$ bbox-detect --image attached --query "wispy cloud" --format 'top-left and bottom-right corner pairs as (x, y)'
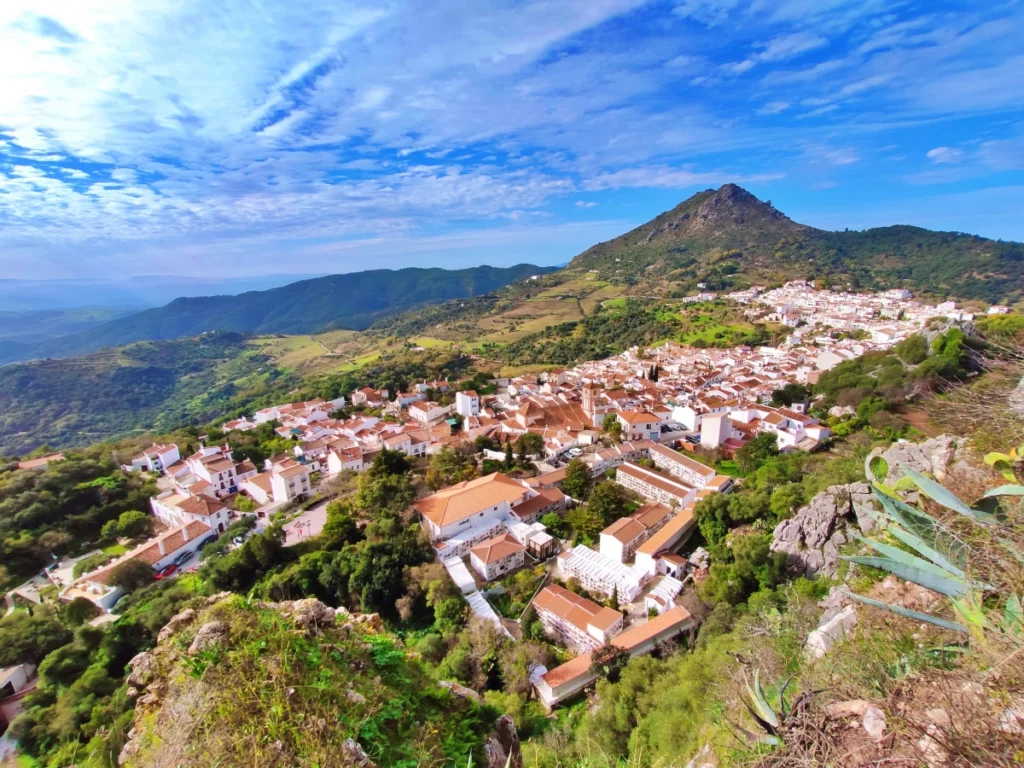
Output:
(0, 0), (1022, 276)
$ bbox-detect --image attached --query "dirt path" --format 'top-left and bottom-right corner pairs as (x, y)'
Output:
(895, 405), (941, 437)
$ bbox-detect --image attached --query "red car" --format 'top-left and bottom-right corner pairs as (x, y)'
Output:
(154, 564), (178, 580)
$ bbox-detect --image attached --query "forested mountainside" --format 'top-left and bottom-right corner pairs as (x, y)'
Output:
(1, 264), (555, 365)
(565, 183), (1024, 301)
(0, 332), (298, 457)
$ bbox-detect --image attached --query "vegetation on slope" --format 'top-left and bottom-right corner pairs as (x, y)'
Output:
(565, 184), (1024, 302)
(499, 299), (774, 366)
(118, 598), (495, 768)
(16, 264), (555, 364)
(0, 451), (157, 588)
(0, 331), (300, 457)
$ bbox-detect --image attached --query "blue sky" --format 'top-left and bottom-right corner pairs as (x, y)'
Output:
(0, 0), (1022, 279)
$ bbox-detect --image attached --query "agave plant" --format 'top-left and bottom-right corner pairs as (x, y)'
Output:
(844, 462), (1023, 646)
(728, 669), (812, 747)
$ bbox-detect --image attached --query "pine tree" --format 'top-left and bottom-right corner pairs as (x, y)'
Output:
(503, 441), (514, 470)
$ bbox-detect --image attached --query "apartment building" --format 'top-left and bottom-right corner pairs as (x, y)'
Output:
(633, 504), (698, 577)
(615, 461), (697, 509)
(151, 492), (231, 535)
(409, 400), (451, 425)
(270, 462), (312, 503)
(599, 502), (674, 563)
(62, 520), (213, 611)
(469, 532), (525, 581)
(647, 443), (716, 488)
(533, 584), (624, 653)
(533, 607), (695, 708)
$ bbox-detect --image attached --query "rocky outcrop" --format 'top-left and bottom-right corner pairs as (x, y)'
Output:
(157, 608), (196, 644)
(117, 596), (507, 767)
(275, 598), (339, 635)
(439, 679), (484, 704)
(771, 483), (874, 577)
(484, 714), (522, 768)
(342, 738), (376, 768)
(187, 621), (229, 654)
(865, 435), (968, 486)
(805, 604), (857, 659)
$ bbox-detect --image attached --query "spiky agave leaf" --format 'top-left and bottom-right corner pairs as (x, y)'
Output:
(900, 466), (995, 524)
(882, 527), (967, 579)
(982, 484), (1024, 498)
(745, 669), (780, 731)
(950, 591), (992, 643)
(840, 590), (968, 634)
(985, 451), (1022, 483)
(880, 490), (970, 568)
(855, 534), (963, 579)
(841, 555), (971, 598)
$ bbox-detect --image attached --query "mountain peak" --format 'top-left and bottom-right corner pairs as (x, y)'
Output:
(664, 182), (797, 237)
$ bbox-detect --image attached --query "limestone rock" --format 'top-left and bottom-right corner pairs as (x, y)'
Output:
(925, 708), (951, 729)
(865, 435), (966, 486)
(917, 724), (948, 767)
(805, 604), (857, 659)
(688, 547), (710, 570)
(1010, 376), (1024, 416)
(861, 705), (886, 739)
(157, 607), (197, 644)
(125, 652), (155, 690)
(484, 714), (522, 768)
(772, 484), (865, 577)
(277, 599), (336, 635)
(829, 405), (856, 418)
(439, 679), (484, 704)
(342, 738), (376, 768)
(188, 621), (230, 654)
(351, 612), (383, 632)
(998, 697), (1024, 734)
(346, 689), (366, 705)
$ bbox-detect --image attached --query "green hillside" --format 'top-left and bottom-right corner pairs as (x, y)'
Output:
(7, 264), (554, 364)
(0, 332), (300, 456)
(566, 184), (1024, 301)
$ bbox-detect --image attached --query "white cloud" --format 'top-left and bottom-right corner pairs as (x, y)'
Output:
(758, 100), (789, 115)
(583, 165), (783, 191)
(725, 30), (828, 75)
(575, 200), (598, 208)
(926, 146), (963, 164)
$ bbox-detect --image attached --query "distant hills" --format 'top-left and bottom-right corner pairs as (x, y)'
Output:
(1, 264), (555, 365)
(568, 183), (1024, 302)
(0, 273), (325, 312)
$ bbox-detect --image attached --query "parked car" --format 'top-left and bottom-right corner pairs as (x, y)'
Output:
(175, 550), (195, 566)
(232, 536), (245, 547)
(154, 564), (178, 580)
(196, 535), (217, 550)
